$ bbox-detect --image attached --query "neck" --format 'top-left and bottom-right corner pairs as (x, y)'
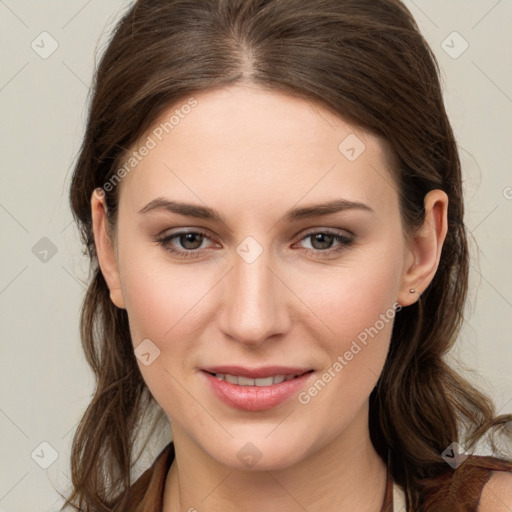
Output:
(163, 402), (388, 512)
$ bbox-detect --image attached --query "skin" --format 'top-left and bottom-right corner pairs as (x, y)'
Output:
(91, 84), (449, 511)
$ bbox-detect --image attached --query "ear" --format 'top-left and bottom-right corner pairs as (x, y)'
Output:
(397, 189), (449, 307)
(90, 189), (126, 309)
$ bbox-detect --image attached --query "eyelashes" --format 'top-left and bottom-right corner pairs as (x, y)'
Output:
(155, 229), (354, 260)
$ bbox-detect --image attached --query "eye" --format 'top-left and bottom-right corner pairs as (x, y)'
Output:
(155, 229), (354, 259)
(155, 230), (216, 259)
(295, 230), (354, 257)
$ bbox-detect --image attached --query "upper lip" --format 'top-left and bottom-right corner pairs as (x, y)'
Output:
(201, 366), (313, 379)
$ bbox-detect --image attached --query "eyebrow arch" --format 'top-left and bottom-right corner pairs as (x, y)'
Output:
(138, 197), (375, 224)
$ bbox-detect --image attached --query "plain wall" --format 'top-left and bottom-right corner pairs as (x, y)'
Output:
(0, 1), (511, 510)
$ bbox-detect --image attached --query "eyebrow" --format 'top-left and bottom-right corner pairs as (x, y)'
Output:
(138, 197), (375, 224)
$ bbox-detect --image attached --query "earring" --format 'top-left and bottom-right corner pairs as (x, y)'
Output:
(409, 288), (416, 294)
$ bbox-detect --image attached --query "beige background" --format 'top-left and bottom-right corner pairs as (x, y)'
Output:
(0, 1), (511, 510)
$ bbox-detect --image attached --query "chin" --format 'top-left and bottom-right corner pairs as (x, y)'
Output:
(203, 433), (311, 472)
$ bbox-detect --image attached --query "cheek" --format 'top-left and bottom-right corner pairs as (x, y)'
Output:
(118, 243), (211, 345)
(296, 246), (402, 390)
(119, 252), (212, 413)
(297, 254), (401, 342)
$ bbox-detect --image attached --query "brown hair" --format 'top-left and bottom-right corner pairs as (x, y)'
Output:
(62, 0), (512, 510)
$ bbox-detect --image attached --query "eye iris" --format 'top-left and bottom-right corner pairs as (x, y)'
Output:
(311, 233), (334, 250)
(181, 233), (203, 250)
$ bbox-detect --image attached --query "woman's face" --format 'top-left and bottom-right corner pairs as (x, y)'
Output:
(93, 84), (438, 471)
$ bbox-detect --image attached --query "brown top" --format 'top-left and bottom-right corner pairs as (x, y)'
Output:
(126, 442), (512, 511)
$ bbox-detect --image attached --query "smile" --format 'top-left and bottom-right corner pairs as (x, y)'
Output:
(201, 369), (315, 411)
(206, 372), (305, 386)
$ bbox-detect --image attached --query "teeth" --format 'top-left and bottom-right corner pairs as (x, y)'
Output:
(225, 374), (238, 384)
(238, 376), (256, 386)
(213, 373), (300, 386)
(255, 376), (275, 386)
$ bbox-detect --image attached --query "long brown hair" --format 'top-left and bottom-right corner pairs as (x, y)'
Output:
(62, 0), (512, 509)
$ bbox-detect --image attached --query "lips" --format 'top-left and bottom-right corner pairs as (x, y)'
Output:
(201, 366), (315, 411)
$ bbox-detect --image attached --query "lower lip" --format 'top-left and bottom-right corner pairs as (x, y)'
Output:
(202, 370), (314, 412)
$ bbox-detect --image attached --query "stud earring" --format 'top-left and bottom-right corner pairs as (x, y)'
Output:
(409, 288), (416, 294)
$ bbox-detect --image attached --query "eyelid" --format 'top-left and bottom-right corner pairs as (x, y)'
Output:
(156, 225), (353, 241)
(294, 225), (355, 239)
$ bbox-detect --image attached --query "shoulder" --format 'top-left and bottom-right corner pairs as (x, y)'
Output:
(478, 470), (512, 512)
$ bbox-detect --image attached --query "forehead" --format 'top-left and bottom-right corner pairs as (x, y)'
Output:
(119, 84), (399, 219)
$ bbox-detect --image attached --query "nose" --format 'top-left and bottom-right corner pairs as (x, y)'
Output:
(217, 244), (292, 347)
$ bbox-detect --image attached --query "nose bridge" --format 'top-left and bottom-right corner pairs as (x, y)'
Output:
(218, 237), (289, 345)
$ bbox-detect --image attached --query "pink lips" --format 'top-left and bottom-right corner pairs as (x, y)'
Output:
(201, 366), (314, 412)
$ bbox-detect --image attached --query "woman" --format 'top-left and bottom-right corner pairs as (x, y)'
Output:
(61, 0), (512, 510)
